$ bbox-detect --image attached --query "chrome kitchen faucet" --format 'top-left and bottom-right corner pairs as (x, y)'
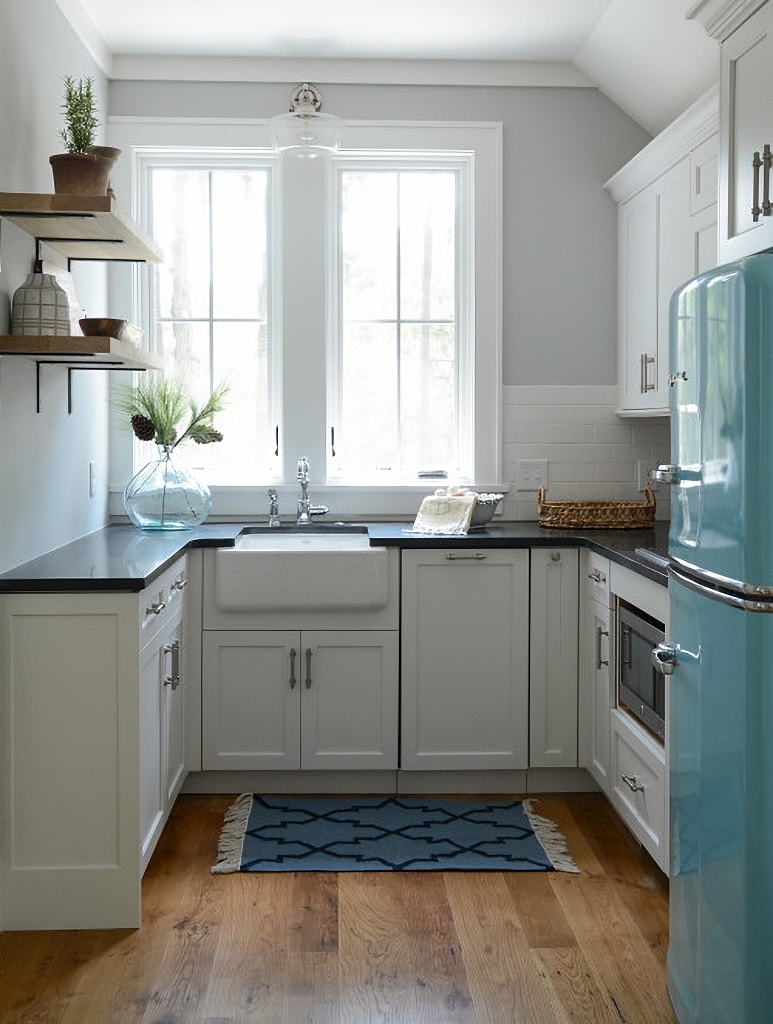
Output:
(296, 456), (329, 525)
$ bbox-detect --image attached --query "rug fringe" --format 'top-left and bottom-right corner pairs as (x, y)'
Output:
(523, 799), (580, 873)
(211, 792), (252, 874)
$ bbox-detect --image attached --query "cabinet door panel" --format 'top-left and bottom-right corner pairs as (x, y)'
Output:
(139, 639), (163, 867)
(300, 630), (398, 769)
(620, 188), (658, 410)
(202, 630), (300, 770)
(720, 4), (773, 260)
(579, 552), (611, 789)
(529, 548), (579, 768)
(401, 549), (529, 770)
(162, 616), (186, 805)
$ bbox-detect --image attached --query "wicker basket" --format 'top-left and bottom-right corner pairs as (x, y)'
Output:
(537, 486), (656, 530)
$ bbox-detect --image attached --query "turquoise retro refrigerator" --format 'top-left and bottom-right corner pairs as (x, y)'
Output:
(658, 254), (773, 1022)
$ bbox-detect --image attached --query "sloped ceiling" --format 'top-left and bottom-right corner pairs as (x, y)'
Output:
(55, 0), (719, 134)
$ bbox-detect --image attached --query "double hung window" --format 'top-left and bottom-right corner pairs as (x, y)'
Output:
(108, 118), (501, 514)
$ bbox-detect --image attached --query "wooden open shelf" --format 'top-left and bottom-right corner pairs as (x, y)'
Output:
(0, 192), (162, 263)
(0, 335), (164, 370)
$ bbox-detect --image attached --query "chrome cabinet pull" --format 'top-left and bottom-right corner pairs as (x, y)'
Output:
(146, 600), (166, 617)
(640, 353), (656, 393)
(595, 625), (609, 670)
(763, 144), (772, 217)
(445, 552), (487, 561)
(171, 577), (188, 592)
(162, 639), (181, 689)
(587, 569), (606, 583)
(289, 647), (297, 689)
(621, 772), (644, 793)
(753, 149), (762, 221)
(305, 647), (312, 689)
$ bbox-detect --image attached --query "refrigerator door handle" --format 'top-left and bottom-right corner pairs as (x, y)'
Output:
(652, 641), (678, 675)
(653, 463), (679, 484)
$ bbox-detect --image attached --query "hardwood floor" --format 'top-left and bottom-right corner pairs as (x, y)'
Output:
(0, 792), (675, 1023)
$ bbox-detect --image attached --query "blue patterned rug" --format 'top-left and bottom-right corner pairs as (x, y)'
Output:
(212, 794), (579, 873)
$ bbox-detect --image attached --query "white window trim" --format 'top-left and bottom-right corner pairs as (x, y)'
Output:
(106, 116), (503, 520)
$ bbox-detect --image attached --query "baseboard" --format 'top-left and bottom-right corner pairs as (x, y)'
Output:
(182, 767), (597, 795)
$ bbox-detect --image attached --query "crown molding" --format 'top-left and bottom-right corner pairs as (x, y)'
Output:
(605, 85), (719, 202)
(688, 0), (766, 41)
(109, 54), (595, 89)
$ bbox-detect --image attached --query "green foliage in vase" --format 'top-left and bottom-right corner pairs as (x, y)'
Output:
(117, 377), (229, 449)
(59, 75), (99, 155)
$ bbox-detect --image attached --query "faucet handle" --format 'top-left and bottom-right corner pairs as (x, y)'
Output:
(267, 488), (280, 526)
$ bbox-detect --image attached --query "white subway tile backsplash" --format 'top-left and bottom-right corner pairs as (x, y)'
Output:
(500, 384), (670, 521)
(549, 462), (598, 483)
(595, 462), (638, 483)
(594, 423), (636, 444)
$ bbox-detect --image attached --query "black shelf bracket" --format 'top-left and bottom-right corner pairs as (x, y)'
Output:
(35, 360), (146, 414)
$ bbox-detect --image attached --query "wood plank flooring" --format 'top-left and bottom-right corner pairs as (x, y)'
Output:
(0, 792), (675, 1023)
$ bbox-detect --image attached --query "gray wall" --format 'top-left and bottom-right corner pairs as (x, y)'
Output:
(110, 80), (651, 385)
(0, 0), (111, 572)
(0, 0), (651, 573)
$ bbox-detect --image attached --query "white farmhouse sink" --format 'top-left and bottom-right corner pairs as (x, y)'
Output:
(214, 529), (391, 611)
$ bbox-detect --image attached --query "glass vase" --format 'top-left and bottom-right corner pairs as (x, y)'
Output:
(123, 445), (212, 530)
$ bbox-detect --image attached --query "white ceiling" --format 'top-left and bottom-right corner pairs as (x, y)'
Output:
(55, 0), (719, 134)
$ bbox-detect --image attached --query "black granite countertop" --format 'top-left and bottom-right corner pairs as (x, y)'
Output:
(0, 519), (671, 593)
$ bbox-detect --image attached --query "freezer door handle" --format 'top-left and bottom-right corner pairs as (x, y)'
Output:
(653, 463), (679, 485)
(652, 641), (678, 675)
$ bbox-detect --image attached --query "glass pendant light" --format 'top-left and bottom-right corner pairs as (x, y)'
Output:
(269, 83), (342, 158)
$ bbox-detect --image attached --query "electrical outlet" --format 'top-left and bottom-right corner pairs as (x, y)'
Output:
(515, 459), (548, 491)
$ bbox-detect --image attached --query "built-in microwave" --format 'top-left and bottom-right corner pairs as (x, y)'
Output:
(616, 598), (666, 742)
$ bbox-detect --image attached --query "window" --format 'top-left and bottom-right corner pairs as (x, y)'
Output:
(330, 161), (468, 483)
(150, 161), (276, 484)
(107, 118), (501, 517)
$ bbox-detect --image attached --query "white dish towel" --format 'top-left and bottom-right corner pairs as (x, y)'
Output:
(412, 489), (478, 535)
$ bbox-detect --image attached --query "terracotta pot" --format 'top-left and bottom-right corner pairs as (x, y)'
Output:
(91, 146), (121, 197)
(91, 146), (121, 167)
(49, 152), (114, 196)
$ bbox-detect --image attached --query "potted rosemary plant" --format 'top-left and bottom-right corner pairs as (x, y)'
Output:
(117, 378), (229, 530)
(50, 75), (119, 195)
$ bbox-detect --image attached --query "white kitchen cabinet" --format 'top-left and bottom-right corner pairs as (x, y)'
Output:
(606, 89), (719, 415)
(610, 708), (668, 872)
(607, 560), (670, 873)
(618, 159), (694, 414)
(139, 560), (188, 873)
(400, 548), (529, 771)
(578, 550), (612, 790)
(0, 554), (189, 930)
(529, 548), (579, 768)
(718, 3), (773, 261)
(202, 629), (398, 771)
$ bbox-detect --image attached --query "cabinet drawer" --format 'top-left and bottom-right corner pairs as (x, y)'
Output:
(610, 709), (667, 870)
(139, 556), (188, 648)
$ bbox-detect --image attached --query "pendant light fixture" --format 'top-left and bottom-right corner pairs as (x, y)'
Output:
(269, 82), (343, 158)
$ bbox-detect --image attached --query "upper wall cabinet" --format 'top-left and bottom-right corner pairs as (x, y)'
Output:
(606, 89), (719, 416)
(691, 1), (773, 262)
